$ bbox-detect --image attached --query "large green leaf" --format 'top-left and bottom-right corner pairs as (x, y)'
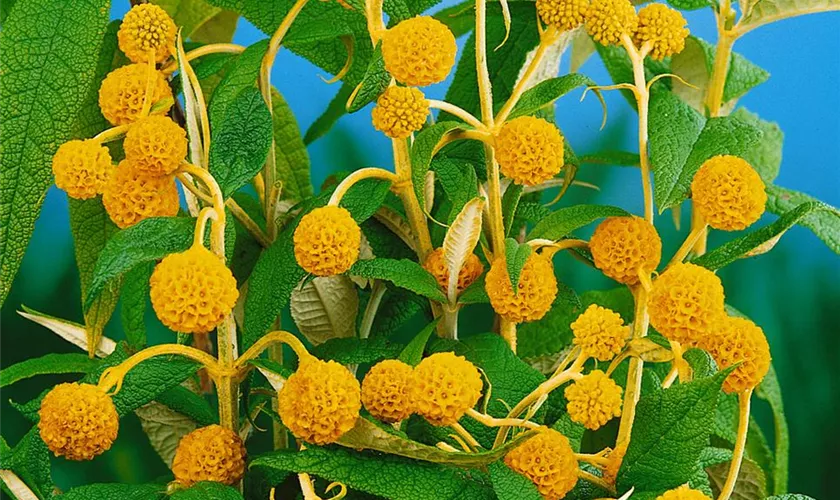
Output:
(120, 262), (153, 350)
(271, 88), (312, 201)
(765, 184), (840, 254)
(411, 121), (467, 208)
(346, 44), (390, 113)
(311, 336), (402, 365)
(348, 259), (447, 303)
(488, 461), (543, 500)
(0, 428), (53, 500)
(0, 353), (99, 388)
(398, 320), (438, 366)
(304, 83), (354, 145)
(507, 74), (598, 120)
(432, 157), (479, 223)
(170, 482), (243, 499)
(755, 364), (789, 495)
(737, 0), (840, 34)
(207, 39), (268, 128)
(731, 108), (783, 183)
(155, 0), (238, 42)
(527, 205), (629, 241)
(57, 483), (165, 499)
(155, 385), (218, 426)
(518, 282), (582, 359)
(0, 0), (110, 305)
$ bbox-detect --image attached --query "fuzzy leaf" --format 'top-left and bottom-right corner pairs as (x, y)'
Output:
(707, 458), (767, 500)
(120, 262), (153, 350)
(311, 336), (402, 365)
(765, 184), (840, 254)
(398, 320), (438, 366)
(207, 39), (268, 128)
(135, 401), (199, 467)
(667, 0), (711, 10)
(731, 108), (783, 183)
(0, 428), (53, 499)
(504, 238), (531, 289)
(507, 74), (597, 119)
(170, 482), (243, 500)
(738, 0), (840, 34)
(411, 122), (466, 208)
(57, 483), (165, 500)
(347, 44), (390, 113)
(18, 306), (117, 357)
(304, 84), (353, 145)
(443, 198), (484, 301)
(349, 259), (447, 303)
(527, 204), (629, 240)
(488, 462), (543, 500)
(290, 275), (359, 345)
(432, 157), (479, 222)
(518, 281), (582, 359)
(0, 353), (99, 388)
(755, 364), (789, 494)
(271, 88), (312, 201)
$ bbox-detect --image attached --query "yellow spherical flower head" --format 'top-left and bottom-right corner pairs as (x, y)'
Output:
(634, 4), (689, 60)
(124, 115), (188, 176)
(590, 216), (662, 285)
(423, 248), (485, 294)
(172, 425), (246, 486)
(293, 206), (361, 276)
(411, 352), (483, 426)
(381, 16), (457, 87)
(99, 63), (173, 126)
(504, 429), (578, 500)
(586, 0), (639, 46)
(52, 140), (113, 200)
(118, 4), (177, 64)
(486, 253), (558, 323)
(564, 370), (623, 430)
(699, 316), (771, 394)
(150, 245), (239, 334)
(361, 359), (414, 423)
(657, 484), (712, 500)
(102, 160), (179, 229)
(494, 116), (565, 186)
(691, 155), (767, 231)
(278, 357), (361, 445)
(371, 86), (430, 139)
(38, 383), (118, 461)
(571, 304), (629, 361)
(649, 263), (725, 345)
(537, 0), (590, 32)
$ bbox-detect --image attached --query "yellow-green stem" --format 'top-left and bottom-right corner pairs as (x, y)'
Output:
(615, 284), (650, 446)
(623, 35), (654, 224)
(667, 222), (708, 269)
(268, 343), (288, 449)
(328, 167), (399, 206)
(161, 43), (245, 74)
(393, 138), (434, 259)
(718, 390), (752, 500)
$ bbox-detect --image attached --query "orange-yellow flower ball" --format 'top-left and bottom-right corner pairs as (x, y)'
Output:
(485, 253), (558, 323)
(371, 86), (429, 139)
(590, 216), (661, 285)
(102, 160), (179, 229)
(278, 357), (361, 445)
(150, 245), (239, 334)
(648, 263), (725, 346)
(691, 155), (767, 231)
(381, 16), (457, 87)
(38, 383), (118, 461)
(423, 248), (484, 294)
(634, 3), (689, 60)
(293, 206), (361, 276)
(98, 63), (173, 126)
(505, 429), (578, 500)
(361, 359), (414, 423)
(52, 140), (113, 200)
(118, 4), (177, 64)
(411, 352), (483, 426)
(657, 485), (712, 500)
(494, 116), (565, 186)
(699, 316), (771, 394)
(571, 304), (628, 361)
(564, 370), (623, 430)
(586, 0), (639, 46)
(123, 115), (187, 176)
(171, 425), (246, 487)
(537, 0), (590, 32)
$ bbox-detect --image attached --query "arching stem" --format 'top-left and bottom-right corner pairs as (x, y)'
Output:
(97, 344), (224, 394)
(328, 167), (399, 206)
(718, 390), (752, 500)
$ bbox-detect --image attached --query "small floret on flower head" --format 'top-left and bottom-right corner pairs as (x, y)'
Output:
(118, 4), (177, 64)
(571, 304), (628, 361)
(411, 352), (483, 426)
(494, 116), (565, 186)
(590, 216), (661, 285)
(98, 63), (173, 126)
(52, 139), (113, 200)
(698, 316), (771, 394)
(586, 0), (639, 46)
(124, 115), (188, 176)
(536, 0), (590, 32)
(657, 484), (712, 500)
(361, 359), (414, 423)
(691, 155), (767, 231)
(485, 253), (558, 323)
(564, 370), (623, 430)
(423, 248), (484, 294)
(381, 16), (457, 87)
(634, 3), (689, 60)
(172, 425), (246, 487)
(371, 86), (429, 139)
(648, 262), (725, 346)
(278, 357), (361, 445)
(504, 429), (579, 500)
(293, 206), (361, 276)
(102, 160), (180, 229)
(38, 383), (118, 461)
(150, 245), (239, 334)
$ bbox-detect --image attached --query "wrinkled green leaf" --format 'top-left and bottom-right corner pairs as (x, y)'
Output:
(518, 282), (582, 359)
(0, 428), (53, 500)
(731, 108), (783, 183)
(411, 122), (466, 208)
(120, 262), (153, 350)
(765, 184), (840, 254)
(755, 364), (789, 494)
(527, 204), (629, 241)
(311, 336), (402, 365)
(170, 481), (243, 499)
(503, 238), (531, 289)
(707, 458), (767, 500)
(507, 74), (597, 119)
(432, 157), (479, 223)
(347, 44), (390, 113)
(272, 88), (313, 201)
(208, 39), (268, 128)
(349, 259), (447, 303)
(304, 83), (354, 145)
(398, 320), (438, 366)
(488, 461), (543, 500)
(0, 353), (99, 388)
(57, 483), (165, 500)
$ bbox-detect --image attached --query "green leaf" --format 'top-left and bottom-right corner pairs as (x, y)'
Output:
(120, 262), (153, 350)
(518, 282), (582, 359)
(488, 461), (543, 500)
(503, 238), (531, 289)
(502, 184), (524, 237)
(527, 205), (629, 241)
(398, 320), (438, 366)
(580, 287), (635, 323)
(347, 44), (390, 113)
(765, 184), (840, 254)
(208, 39), (268, 128)
(755, 364), (789, 495)
(458, 275), (490, 305)
(155, 0), (236, 42)
(154, 385), (218, 426)
(57, 483), (165, 500)
(731, 108), (783, 183)
(683, 347), (717, 380)
(0, 0), (111, 305)
(170, 482), (243, 500)
(251, 445), (496, 500)
(0, 428), (53, 499)
(348, 259), (447, 303)
(667, 0), (710, 10)
(271, 88), (313, 201)
(580, 150), (641, 167)
(384, 0), (445, 22)
(765, 496), (817, 500)
(209, 86), (273, 197)
(507, 74), (598, 119)
(411, 121), (466, 209)
(311, 336), (402, 365)
(738, 0), (840, 34)
(432, 157), (479, 223)
(707, 458), (768, 499)
(71, 20), (120, 139)
(552, 413), (585, 452)
(0, 353), (99, 388)
(304, 83), (354, 145)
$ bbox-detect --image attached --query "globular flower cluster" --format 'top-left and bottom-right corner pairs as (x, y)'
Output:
(38, 383), (119, 461)
(102, 160), (180, 229)
(123, 115), (188, 176)
(657, 485), (712, 500)
(172, 425), (246, 486)
(691, 155), (767, 231)
(537, 0), (590, 32)
(649, 263), (725, 346)
(505, 429), (579, 500)
(371, 86), (430, 139)
(411, 352), (483, 426)
(590, 216), (661, 285)
(294, 206), (362, 276)
(361, 359), (415, 423)
(486, 253), (558, 323)
(381, 16), (457, 87)
(571, 304), (628, 361)
(278, 357), (361, 445)
(564, 370), (623, 430)
(423, 248), (484, 294)
(149, 245), (239, 334)
(586, 0), (638, 46)
(99, 64), (173, 126)
(51, 140), (113, 200)
(634, 3), (690, 60)
(699, 316), (771, 393)
(117, 3), (177, 64)
(494, 116), (565, 186)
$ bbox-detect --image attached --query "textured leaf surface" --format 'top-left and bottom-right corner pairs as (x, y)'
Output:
(18, 306), (116, 357)
(755, 364), (789, 494)
(488, 461), (543, 500)
(290, 275), (359, 345)
(528, 204), (629, 240)
(0, 428), (53, 500)
(738, 0), (840, 33)
(707, 458), (767, 500)
(507, 74), (597, 119)
(765, 184), (840, 254)
(503, 238), (531, 289)
(398, 321), (438, 366)
(311, 336), (402, 365)
(347, 44), (389, 113)
(135, 401), (198, 466)
(731, 108), (782, 182)
(432, 157), (479, 223)
(518, 281), (582, 359)
(348, 259), (447, 303)
(411, 122), (466, 208)
(443, 198), (484, 301)
(0, 353), (98, 388)
(208, 39), (268, 128)
(120, 262), (153, 350)
(170, 482), (243, 500)
(271, 88), (312, 200)
(57, 483), (165, 500)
